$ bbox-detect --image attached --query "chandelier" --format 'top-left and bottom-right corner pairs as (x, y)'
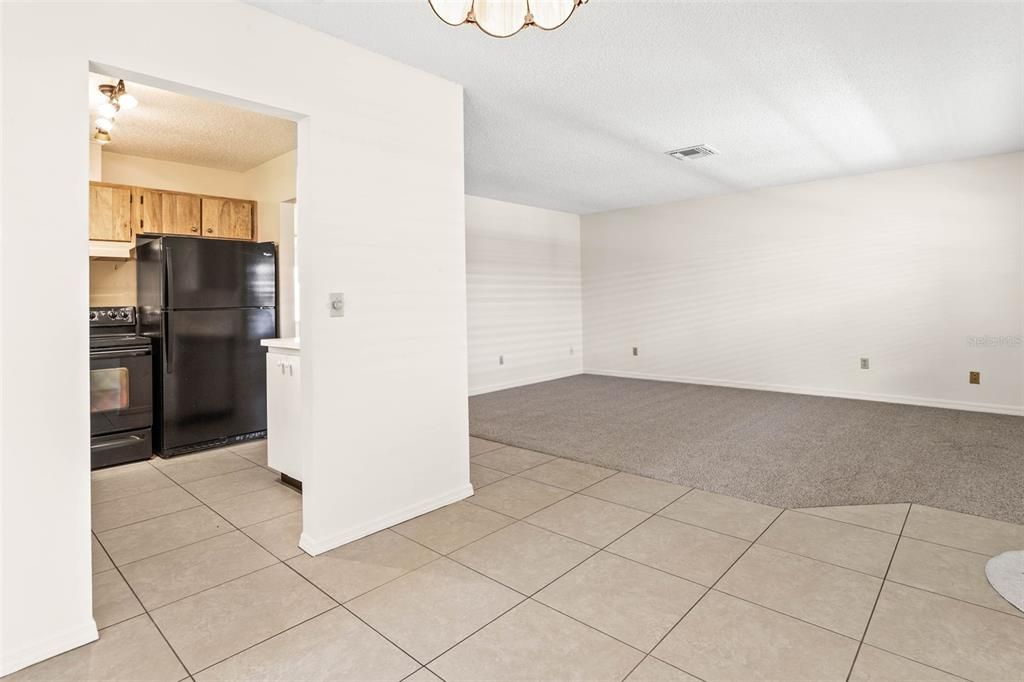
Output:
(429, 0), (588, 38)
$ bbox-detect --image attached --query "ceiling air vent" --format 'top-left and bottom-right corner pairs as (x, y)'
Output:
(666, 144), (718, 161)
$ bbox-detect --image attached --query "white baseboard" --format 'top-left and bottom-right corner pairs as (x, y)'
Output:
(584, 369), (1024, 416)
(298, 482), (475, 556)
(469, 369), (583, 396)
(0, 619), (98, 677)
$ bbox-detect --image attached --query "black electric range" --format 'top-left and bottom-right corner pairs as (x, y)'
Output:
(89, 307), (153, 469)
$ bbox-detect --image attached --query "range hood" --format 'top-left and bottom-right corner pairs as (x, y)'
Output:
(89, 240), (133, 260)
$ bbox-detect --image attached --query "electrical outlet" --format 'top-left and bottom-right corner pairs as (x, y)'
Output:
(632, 346), (639, 357)
(969, 371), (980, 385)
(499, 355), (504, 366)
(860, 358), (870, 370)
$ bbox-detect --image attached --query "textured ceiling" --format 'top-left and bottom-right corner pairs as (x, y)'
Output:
(251, 1), (1023, 214)
(89, 73), (296, 172)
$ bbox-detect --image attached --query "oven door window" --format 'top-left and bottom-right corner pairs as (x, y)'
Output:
(91, 367), (130, 413)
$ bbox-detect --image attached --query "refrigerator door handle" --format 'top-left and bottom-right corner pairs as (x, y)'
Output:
(164, 311), (174, 374)
(165, 246), (175, 310)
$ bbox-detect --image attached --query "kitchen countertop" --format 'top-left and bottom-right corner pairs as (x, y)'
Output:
(261, 337), (300, 351)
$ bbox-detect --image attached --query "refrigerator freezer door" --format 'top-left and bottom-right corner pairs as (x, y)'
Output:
(163, 237), (276, 310)
(160, 307), (276, 451)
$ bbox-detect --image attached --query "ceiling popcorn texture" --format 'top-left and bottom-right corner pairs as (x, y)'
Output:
(251, 1), (1022, 214)
(88, 73), (297, 172)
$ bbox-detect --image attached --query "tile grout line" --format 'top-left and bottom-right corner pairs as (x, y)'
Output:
(405, 482), (682, 669)
(618, 506), (786, 682)
(95, 457), (322, 677)
(104, 527), (237, 569)
(188, 528), (440, 675)
(648, 510), (775, 544)
(575, 486), (694, 515)
(102, 495), (297, 569)
(532, 481), (700, 679)
(789, 506), (907, 536)
(896, 532), (1017, 558)
(188, 604), (346, 677)
(420, 595), (530, 674)
(517, 466), (619, 493)
(373, 459), (674, 675)
(93, 522), (193, 677)
(844, 502), (913, 682)
(337, 601), (436, 673)
(181, 473), (283, 505)
(517, 496), (733, 666)
(706, 586), (863, 643)
(96, 483), (298, 569)
(574, 470), (696, 509)
(736, 535), (891, 581)
(463, 452), (692, 552)
(882, 576), (1024, 620)
(857, 643), (973, 681)
(93, 499), (205, 534)
(451, 472), (694, 601)
(160, 466), (334, 677)
(468, 438), (507, 456)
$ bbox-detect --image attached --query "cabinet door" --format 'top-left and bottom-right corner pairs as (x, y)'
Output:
(266, 352), (301, 479)
(202, 197), (254, 240)
(162, 193), (201, 236)
(135, 188), (163, 234)
(137, 189), (200, 236)
(88, 183), (133, 241)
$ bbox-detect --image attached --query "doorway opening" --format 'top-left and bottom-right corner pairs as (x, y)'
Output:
(87, 69), (308, 652)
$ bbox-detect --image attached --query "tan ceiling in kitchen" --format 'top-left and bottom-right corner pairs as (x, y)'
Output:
(89, 73), (296, 172)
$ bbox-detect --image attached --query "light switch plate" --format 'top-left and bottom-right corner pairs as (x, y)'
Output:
(329, 292), (344, 317)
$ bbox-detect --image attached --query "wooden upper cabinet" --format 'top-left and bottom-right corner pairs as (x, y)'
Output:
(137, 189), (201, 236)
(201, 197), (254, 240)
(87, 183), (255, 242)
(88, 183), (133, 242)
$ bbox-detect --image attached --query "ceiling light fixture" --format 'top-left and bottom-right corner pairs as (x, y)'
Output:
(97, 80), (137, 113)
(91, 79), (138, 144)
(428, 0), (587, 38)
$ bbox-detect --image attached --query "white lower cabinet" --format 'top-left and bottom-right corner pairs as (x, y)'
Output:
(265, 348), (301, 482)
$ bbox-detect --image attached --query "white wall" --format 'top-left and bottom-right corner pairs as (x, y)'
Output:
(101, 151), (251, 198)
(0, 1), (467, 675)
(88, 142), (102, 181)
(582, 153), (1024, 415)
(466, 195), (583, 394)
(243, 149), (297, 243)
(278, 202), (298, 338)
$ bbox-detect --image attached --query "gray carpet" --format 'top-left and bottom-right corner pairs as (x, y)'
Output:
(469, 374), (1024, 525)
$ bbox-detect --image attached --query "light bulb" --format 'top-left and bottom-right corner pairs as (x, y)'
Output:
(97, 101), (118, 118)
(92, 129), (112, 145)
(118, 93), (138, 110)
(95, 117), (114, 133)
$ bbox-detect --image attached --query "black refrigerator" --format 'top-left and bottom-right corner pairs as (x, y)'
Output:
(136, 236), (277, 457)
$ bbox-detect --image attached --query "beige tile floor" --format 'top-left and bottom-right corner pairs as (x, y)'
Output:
(6, 436), (1024, 681)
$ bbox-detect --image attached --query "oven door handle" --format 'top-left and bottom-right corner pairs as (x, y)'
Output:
(90, 348), (151, 358)
(91, 434), (146, 451)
